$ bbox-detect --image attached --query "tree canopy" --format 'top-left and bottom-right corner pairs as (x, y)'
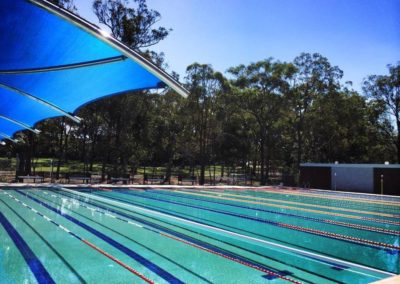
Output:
(1, 0), (398, 185)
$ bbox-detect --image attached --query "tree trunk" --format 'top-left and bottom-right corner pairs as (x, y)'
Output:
(199, 164), (205, 185)
(101, 159), (106, 182)
(15, 133), (34, 177)
(252, 159), (257, 177)
(260, 139), (266, 185)
(396, 118), (400, 163)
(166, 159), (172, 184)
(16, 151), (31, 177)
(208, 165), (212, 184)
(297, 122), (302, 169)
(56, 119), (65, 179)
(213, 164), (216, 184)
(63, 125), (69, 163)
(199, 130), (206, 185)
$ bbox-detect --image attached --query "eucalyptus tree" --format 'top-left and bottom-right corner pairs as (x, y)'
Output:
(93, 0), (170, 50)
(363, 63), (400, 162)
(305, 89), (367, 162)
(149, 90), (185, 180)
(364, 99), (397, 162)
(48, 0), (77, 12)
(184, 63), (226, 185)
(213, 80), (253, 175)
(73, 0), (173, 175)
(229, 59), (295, 184)
(287, 53), (343, 169)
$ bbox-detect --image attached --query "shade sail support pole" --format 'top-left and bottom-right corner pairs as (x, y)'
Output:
(0, 115), (41, 134)
(0, 83), (81, 123)
(0, 55), (127, 75)
(0, 132), (18, 143)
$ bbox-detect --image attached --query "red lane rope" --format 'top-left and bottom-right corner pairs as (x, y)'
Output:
(160, 233), (302, 284)
(161, 189), (399, 235)
(143, 190), (399, 250)
(97, 188), (112, 191)
(322, 219), (399, 236)
(179, 189), (400, 226)
(82, 240), (154, 284)
(4, 191), (155, 284)
(45, 190), (302, 282)
(277, 223), (400, 251)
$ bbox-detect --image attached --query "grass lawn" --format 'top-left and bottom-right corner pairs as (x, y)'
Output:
(0, 157), (272, 185)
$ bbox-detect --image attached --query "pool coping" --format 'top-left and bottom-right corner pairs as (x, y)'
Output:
(0, 182), (399, 199)
(371, 275), (400, 284)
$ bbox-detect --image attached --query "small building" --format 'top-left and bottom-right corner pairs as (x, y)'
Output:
(299, 163), (400, 195)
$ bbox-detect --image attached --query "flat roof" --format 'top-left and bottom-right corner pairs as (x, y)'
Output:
(300, 163), (400, 169)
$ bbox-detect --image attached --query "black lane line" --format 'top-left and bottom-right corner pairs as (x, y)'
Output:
(90, 190), (398, 274)
(30, 191), (213, 284)
(0, 211), (55, 284)
(56, 189), (348, 284)
(207, 190), (400, 214)
(14, 190), (183, 284)
(89, 190), (359, 262)
(0, 199), (87, 283)
(52, 190), (305, 280)
(115, 190), (396, 253)
(146, 190), (399, 235)
(55, 189), (343, 283)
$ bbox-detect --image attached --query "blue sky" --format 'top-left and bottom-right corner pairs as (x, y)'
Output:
(75, 0), (400, 91)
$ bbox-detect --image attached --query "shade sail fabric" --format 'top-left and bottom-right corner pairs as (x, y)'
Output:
(0, 0), (187, 141)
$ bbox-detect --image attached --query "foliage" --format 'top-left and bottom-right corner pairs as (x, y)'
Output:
(228, 59), (295, 184)
(48, 0), (77, 13)
(1, 1), (398, 183)
(93, 0), (170, 50)
(363, 63), (400, 162)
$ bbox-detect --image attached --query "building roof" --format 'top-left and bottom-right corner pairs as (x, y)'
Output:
(0, 0), (188, 142)
(300, 163), (400, 169)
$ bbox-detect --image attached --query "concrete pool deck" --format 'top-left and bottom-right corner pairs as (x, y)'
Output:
(371, 275), (400, 283)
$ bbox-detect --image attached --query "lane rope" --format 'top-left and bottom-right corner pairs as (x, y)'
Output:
(150, 190), (400, 236)
(187, 189), (400, 219)
(1, 190), (154, 284)
(43, 189), (304, 283)
(199, 187), (400, 207)
(175, 190), (400, 226)
(117, 190), (400, 251)
(58, 187), (396, 278)
(269, 187), (400, 205)
(160, 233), (302, 284)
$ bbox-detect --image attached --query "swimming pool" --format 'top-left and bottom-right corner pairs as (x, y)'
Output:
(0, 186), (398, 283)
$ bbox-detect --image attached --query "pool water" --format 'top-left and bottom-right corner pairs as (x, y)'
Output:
(0, 186), (398, 283)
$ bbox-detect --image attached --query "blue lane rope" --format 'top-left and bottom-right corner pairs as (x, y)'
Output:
(13, 190), (183, 284)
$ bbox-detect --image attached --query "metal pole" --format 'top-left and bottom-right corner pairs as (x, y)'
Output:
(15, 154), (20, 181)
(50, 159), (54, 183)
(334, 172), (337, 191)
(380, 174), (384, 195)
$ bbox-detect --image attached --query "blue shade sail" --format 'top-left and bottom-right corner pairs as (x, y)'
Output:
(0, 0), (188, 140)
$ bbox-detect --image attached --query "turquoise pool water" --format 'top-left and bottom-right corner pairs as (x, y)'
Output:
(0, 186), (398, 283)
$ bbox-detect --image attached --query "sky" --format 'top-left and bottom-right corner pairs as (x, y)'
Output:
(75, 0), (400, 92)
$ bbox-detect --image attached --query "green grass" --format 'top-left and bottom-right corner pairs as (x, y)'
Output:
(0, 157), (266, 185)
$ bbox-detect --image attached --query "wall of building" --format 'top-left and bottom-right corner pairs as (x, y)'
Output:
(331, 166), (373, 193)
(300, 163), (400, 196)
(373, 168), (400, 195)
(299, 166), (331, 189)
